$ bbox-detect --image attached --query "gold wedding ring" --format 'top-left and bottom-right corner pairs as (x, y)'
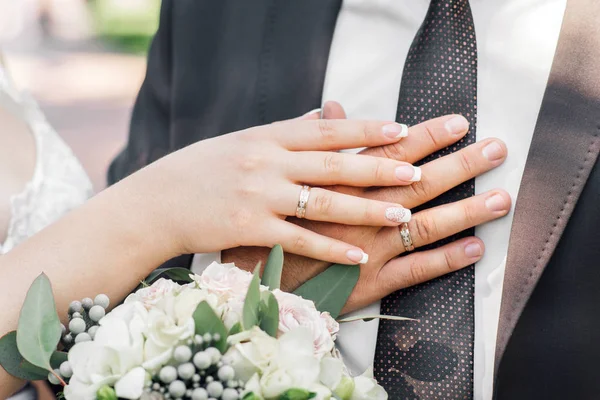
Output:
(400, 223), (415, 252)
(295, 185), (311, 219)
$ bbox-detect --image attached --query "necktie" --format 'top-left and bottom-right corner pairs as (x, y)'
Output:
(374, 1), (477, 398)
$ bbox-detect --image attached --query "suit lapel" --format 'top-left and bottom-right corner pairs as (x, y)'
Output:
(495, 0), (600, 371)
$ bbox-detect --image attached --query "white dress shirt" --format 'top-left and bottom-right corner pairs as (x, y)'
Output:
(193, 1), (567, 398)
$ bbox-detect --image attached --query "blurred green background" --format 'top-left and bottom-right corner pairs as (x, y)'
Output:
(89, 0), (161, 54)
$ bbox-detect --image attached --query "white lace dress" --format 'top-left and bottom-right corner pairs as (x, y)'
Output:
(0, 67), (93, 253)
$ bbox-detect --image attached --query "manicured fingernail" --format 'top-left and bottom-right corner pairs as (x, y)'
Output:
(444, 115), (469, 135)
(464, 242), (483, 258)
(302, 108), (322, 117)
(346, 249), (369, 264)
(385, 207), (412, 223)
(485, 193), (509, 212)
(482, 141), (505, 162)
(395, 165), (422, 182)
(382, 123), (408, 139)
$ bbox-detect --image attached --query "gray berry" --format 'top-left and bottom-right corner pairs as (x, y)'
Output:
(94, 294), (110, 309)
(69, 301), (82, 314)
(226, 380), (237, 388)
(75, 333), (91, 343)
(62, 333), (73, 345)
(192, 374), (200, 383)
(88, 325), (99, 339)
(222, 388), (239, 400)
(205, 347), (221, 364)
(71, 312), (82, 319)
(205, 376), (214, 383)
(193, 351), (211, 370)
(191, 388), (208, 400)
(177, 363), (195, 380)
(207, 381), (223, 398)
(159, 366), (178, 384)
(60, 324), (67, 337)
(168, 380), (186, 398)
(203, 333), (212, 343)
(69, 318), (86, 335)
(217, 365), (234, 382)
(81, 297), (94, 310)
(174, 345), (192, 363)
(89, 305), (106, 322)
(47, 370), (61, 385)
(194, 335), (204, 345)
(59, 361), (73, 378)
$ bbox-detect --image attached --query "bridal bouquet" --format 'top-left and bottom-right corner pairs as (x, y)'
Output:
(0, 246), (392, 400)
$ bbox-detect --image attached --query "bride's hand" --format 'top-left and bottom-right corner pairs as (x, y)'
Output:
(128, 119), (419, 265)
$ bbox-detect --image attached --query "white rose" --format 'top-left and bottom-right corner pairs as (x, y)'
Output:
(64, 303), (148, 400)
(125, 278), (181, 309)
(350, 368), (388, 400)
(192, 262), (253, 299)
(226, 327), (278, 382)
(273, 289), (338, 357)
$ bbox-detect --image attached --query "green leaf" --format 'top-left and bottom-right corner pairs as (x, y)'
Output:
(242, 263), (261, 330)
(228, 322), (242, 336)
(279, 388), (316, 400)
(192, 301), (228, 353)
(50, 351), (68, 369)
(261, 244), (283, 290)
(293, 264), (359, 319)
(0, 331), (48, 380)
(141, 267), (193, 288)
(259, 292), (279, 337)
(17, 273), (62, 371)
(337, 314), (414, 323)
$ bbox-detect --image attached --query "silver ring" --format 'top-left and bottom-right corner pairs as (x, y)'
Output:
(295, 185), (311, 219)
(400, 223), (415, 252)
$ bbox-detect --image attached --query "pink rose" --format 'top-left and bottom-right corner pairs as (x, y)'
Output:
(272, 289), (338, 358)
(125, 278), (181, 309)
(193, 262), (253, 300)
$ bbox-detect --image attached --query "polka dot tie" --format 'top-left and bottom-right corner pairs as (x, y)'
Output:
(374, 1), (477, 399)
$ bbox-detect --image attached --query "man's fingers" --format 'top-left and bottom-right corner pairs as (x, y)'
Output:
(343, 237), (484, 313)
(372, 138), (507, 207)
(361, 114), (469, 163)
(322, 101), (347, 119)
(374, 189), (511, 260)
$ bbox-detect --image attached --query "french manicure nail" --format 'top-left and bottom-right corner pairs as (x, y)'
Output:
(385, 207), (412, 223)
(444, 115), (469, 135)
(395, 165), (422, 182)
(382, 123), (408, 139)
(485, 193), (508, 212)
(346, 249), (369, 264)
(482, 141), (505, 162)
(302, 108), (322, 117)
(464, 242), (483, 258)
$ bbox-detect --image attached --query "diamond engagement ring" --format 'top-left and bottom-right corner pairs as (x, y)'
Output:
(295, 185), (311, 219)
(400, 222), (415, 252)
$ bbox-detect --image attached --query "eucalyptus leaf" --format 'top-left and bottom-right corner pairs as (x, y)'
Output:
(0, 331), (48, 380)
(279, 388), (317, 400)
(259, 292), (279, 338)
(242, 263), (261, 330)
(141, 267), (193, 288)
(337, 314), (415, 323)
(261, 244), (283, 290)
(192, 301), (228, 353)
(293, 264), (359, 319)
(17, 273), (62, 371)
(50, 351), (68, 369)
(228, 322), (242, 336)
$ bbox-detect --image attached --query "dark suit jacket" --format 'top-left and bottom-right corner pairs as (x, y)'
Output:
(109, 1), (600, 398)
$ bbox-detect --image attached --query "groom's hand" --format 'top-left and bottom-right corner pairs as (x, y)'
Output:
(223, 103), (510, 314)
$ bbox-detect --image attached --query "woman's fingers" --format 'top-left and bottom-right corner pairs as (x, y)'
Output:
(273, 119), (409, 151)
(275, 186), (412, 226)
(289, 151), (421, 186)
(361, 114), (470, 163)
(375, 189), (511, 260)
(270, 220), (369, 265)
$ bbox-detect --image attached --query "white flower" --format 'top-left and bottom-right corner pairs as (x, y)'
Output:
(273, 289), (339, 357)
(125, 278), (181, 309)
(350, 368), (387, 400)
(226, 327), (278, 382)
(64, 303), (147, 400)
(192, 262), (253, 299)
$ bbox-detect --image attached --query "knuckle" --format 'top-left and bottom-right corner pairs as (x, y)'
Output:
(422, 122), (442, 148)
(238, 153), (264, 172)
(407, 178), (430, 200)
(382, 143), (408, 161)
(237, 181), (262, 198)
(462, 201), (478, 225)
(323, 153), (343, 175)
(458, 150), (477, 176)
(293, 235), (308, 251)
(313, 192), (334, 216)
(317, 120), (337, 142)
(373, 159), (387, 182)
(412, 214), (437, 244)
(443, 249), (457, 272)
(408, 260), (428, 286)
(229, 208), (254, 231)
